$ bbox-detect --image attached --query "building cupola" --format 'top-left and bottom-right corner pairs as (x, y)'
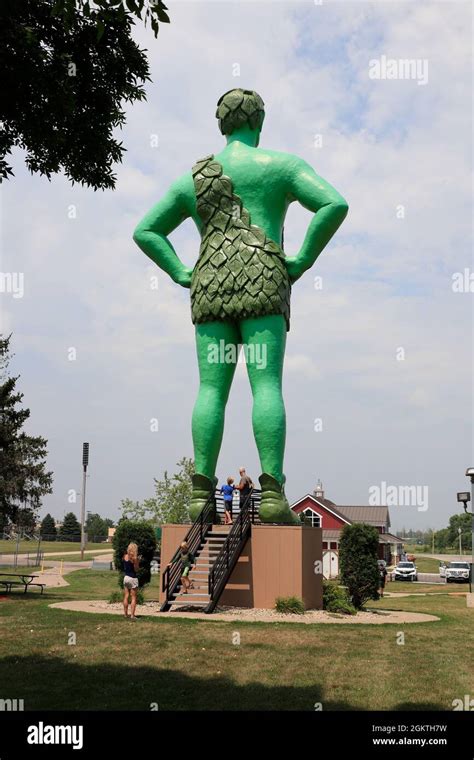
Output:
(314, 479), (324, 499)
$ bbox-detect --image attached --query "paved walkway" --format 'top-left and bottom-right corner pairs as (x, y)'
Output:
(3, 557), (112, 589)
(49, 600), (440, 625)
(13, 549), (112, 562)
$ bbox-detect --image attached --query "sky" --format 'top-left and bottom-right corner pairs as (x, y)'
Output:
(0, 0), (472, 532)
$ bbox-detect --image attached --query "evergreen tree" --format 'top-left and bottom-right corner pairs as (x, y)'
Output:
(59, 511), (81, 541)
(339, 523), (380, 609)
(0, 335), (53, 529)
(41, 513), (57, 540)
(85, 513), (114, 540)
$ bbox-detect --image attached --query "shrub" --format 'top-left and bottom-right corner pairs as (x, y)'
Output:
(109, 589), (144, 605)
(112, 520), (156, 589)
(339, 523), (380, 609)
(275, 596), (305, 614)
(323, 581), (357, 615)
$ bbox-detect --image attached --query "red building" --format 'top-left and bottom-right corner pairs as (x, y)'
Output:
(291, 480), (404, 578)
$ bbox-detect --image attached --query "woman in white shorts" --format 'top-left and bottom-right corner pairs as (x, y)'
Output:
(122, 542), (140, 620)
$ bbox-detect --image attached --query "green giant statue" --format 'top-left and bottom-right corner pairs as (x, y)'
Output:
(133, 89), (348, 524)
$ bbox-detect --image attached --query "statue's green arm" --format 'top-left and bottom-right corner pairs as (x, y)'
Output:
(132, 174), (195, 288)
(285, 157), (349, 282)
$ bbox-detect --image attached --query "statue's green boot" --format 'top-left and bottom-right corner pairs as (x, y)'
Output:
(258, 473), (301, 525)
(189, 473), (217, 522)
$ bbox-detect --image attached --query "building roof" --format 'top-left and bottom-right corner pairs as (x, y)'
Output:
(322, 529), (404, 543)
(334, 505), (389, 526)
(292, 494), (352, 524)
(379, 533), (404, 544)
(322, 529), (341, 540)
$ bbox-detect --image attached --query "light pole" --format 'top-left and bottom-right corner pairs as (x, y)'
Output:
(80, 443), (90, 561)
(457, 467), (474, 596)
(458, 526), (462, 559)
(467, 467), (474, 594)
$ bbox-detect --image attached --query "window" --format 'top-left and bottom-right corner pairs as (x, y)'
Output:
(303, 508), (321, 528)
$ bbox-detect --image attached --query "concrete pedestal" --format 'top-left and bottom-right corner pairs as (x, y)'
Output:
(159, 523), (322, 610)
(466, 592), (474, 608)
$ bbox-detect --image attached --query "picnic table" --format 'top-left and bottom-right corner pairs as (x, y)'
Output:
(0, 572), (45, 595)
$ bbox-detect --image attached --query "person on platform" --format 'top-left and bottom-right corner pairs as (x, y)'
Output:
(220, 476), (236, 524)
(122, 542), (140, 620)
(237, 467), (254, 510)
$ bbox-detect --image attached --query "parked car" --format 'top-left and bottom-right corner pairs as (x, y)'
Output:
(445, 561), (470, 583)
(393, 561), (418, 582)
(150, 549), (161, 575)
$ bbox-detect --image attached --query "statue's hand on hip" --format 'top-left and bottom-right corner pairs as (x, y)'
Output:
(284, 256), (304, 284)
(174, 267), (193, 289)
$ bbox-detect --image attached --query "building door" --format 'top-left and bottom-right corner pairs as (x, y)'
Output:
(323, 550), (339, 579)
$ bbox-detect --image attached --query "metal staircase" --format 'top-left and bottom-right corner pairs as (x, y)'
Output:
(160, 488), (261, 613)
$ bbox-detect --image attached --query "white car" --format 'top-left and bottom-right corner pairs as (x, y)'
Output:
(445, 561), (470, 583)
(393, 561), (418, 582)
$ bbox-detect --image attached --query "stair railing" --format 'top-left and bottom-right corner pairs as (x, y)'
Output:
(206, 488), (261, 613)
(160, 491), (216, 612)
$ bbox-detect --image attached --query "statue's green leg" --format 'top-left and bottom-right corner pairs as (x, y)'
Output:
(239, 314), (299, 524)
(239, 314), (286, 480)
(190, 320), (240, 519)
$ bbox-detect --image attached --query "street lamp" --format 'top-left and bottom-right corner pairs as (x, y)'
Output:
(457, 467), (474, 595)
(80, 443), (90, 561)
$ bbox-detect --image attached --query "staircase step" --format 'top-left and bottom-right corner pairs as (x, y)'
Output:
(209, 527), (232, 533)
(172, 594), (210, 601)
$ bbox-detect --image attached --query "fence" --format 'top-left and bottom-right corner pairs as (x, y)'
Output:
(0, 549), (44, 569)
(34, 534), (109, 544)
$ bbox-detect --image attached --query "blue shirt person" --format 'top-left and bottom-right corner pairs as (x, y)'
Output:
(220, 477), (236, 524)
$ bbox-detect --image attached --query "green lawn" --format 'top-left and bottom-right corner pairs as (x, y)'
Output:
(410, 556), (442, 573)
(404, 543), (471, 557)
(0, 569), (473, 711)
(0, 540), (109, 555)
(386, 582), (457, 594)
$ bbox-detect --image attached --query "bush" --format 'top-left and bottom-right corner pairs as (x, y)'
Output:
(109, 589), (145, 605)
(112, 520), (156, 589)
(275, 596), (305, 614)
(339, 523), (380, 609)
(323, 581), (357, 615)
